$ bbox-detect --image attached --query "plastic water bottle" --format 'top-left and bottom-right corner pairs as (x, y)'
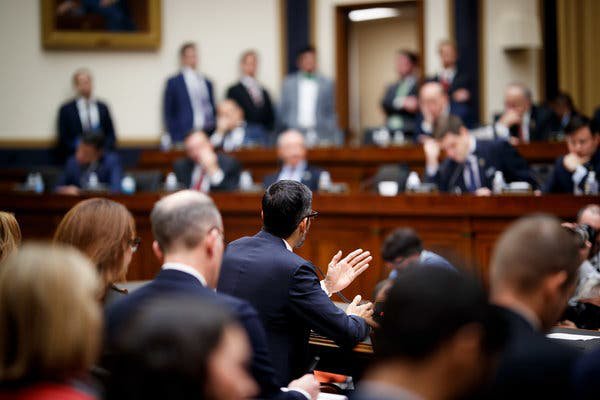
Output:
(239, 170), (254, 191)
(164, 172), (178, 192)
(121, 175), (136, 195)
(29, 172), (44, 194)
(405, 171), (421, 192)
(318, 171), (332, 192)
(88, 172), (99, 190)
(585, 171), (599, 195)
(493, 171), (505, 195)
(160, 133), (173, 152)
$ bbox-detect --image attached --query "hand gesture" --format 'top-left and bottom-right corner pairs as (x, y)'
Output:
(199, 146), (219, 174)
(423, 138), (441, 166)
(563, 153), (583, 172)
(323, 249), (372, 294)
(345, 295), (374, 321)
(499, 109), (521, 127)
(288, 374), (320, 400)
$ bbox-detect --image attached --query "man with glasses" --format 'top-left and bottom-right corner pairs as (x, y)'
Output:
(218, 180), (375, 385)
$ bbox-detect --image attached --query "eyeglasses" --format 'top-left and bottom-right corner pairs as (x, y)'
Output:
(303, 210), (319, 221)
(129, 237), (141, 253)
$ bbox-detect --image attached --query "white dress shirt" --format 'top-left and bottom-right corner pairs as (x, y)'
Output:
(76, 97), (100, 131)
(211, 125), (246, 153)
(462, 136), (482, 190)
(182, 67), (211, 130)
(297, 76), (318, 129)
(162, 262), (208, 287)
(439, 67), (456, 85)
(241, 75), (264, 105)
(277, 160), (307, 183)
(190, 164), (225, 193)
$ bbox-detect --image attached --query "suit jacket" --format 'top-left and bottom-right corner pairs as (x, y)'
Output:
(427, 70), (476, 127)
(262, 164), (324, 191)
(278, 72), (343, 146)
(173, 153), (241, 191)
(381, 78), (419, 135)
(55, 151), (122, 193)
(543, 149), (600, 193)
(493, 105), (553, 142)
(573, 346), (600, 399)
(226, 82), (275, 132)
(57, 99), (116, 161)
(163, 73), (216, 142)
(105, 269), (304, 400)
(425, 139), (538, 193)
(217, 230), (370, 385)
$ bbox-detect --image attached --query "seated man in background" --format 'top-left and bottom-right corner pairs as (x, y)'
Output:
(493, 83), (552, 144)
(226, 50), (275, 136)
(278, 46), (343, 147)
(353, 268), (506, 400)
(382, 227), (455, 279)
(57, 68), (116, 162)
(549, 92), (579, 138)
(55, 132), (122, 194)
(381, 50), (420, 137)
(544, 115), (599, 194)
(484, 215), (582, 399)
(424, 115), (538, 194)
(416, 81), (465, 139)
(174, 130), (241, 192)
(263, 130), (327, 191)
(209, 99), (268, 152)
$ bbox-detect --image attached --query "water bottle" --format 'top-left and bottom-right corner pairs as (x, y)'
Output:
(318, 171), (332, 192)
(160, 133), (173, 152)
(25, 173), (36, 191)
(88, 172), (99, 190)
(239, 170), (254, 191)
(405, 171), (421, 192)
(584, 171), (598, 195)
(164, 172), (178, 192)
(121, 175), (136, 195)
(33, 172), (44, 194)
(493, 171), (505, 195)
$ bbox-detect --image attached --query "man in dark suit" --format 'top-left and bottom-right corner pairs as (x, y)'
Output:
(226, 50), (275, 135)
(173, 130), (241, 192)
(352, 268), (506, 400)
(55, 131), (122, 194)
(209, 99), (268, 152)
(57, 68), (116, 162)
(424, 115), (538, 194)
(548, 92), (578, 139)
(483, 214), (582, 399)
(218, 180), (374, 385)
(263, 130), (327, 191)
(105, 191), (320, 400)
(164, 42), (216, 143)
(544, 115), (600, 194)
(415, 82), (471, 140)
(493, 83), (552, 144)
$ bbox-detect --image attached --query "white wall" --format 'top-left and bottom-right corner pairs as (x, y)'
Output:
(424, 0), (449, 75)
(0, 0), (281, 143)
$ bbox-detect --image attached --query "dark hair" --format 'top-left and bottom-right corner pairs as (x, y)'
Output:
(297, 45), (316, 58)
(106, 296), (234, 399)
(381, 228), (423, 262)
(179, 42), (196, 57)
(432, 115), (465, 140)
(565, 114), (594, 136)
(551, 92), (574, 110)
(397, 49), (418, 65)
(80, 131), (105, 150)
(262, 180), (312, 238)
(374, 268), (506, 361)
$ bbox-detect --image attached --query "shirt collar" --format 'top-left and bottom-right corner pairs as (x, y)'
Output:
(468, 135), (477, 155)
(241, 75), (257, 86)
(162, 262), (208, 287)
(182, 67), (202, 78)
(77, 96), (95, 105)
(282, 239), (293, 252)
(285, 160), (307, 173)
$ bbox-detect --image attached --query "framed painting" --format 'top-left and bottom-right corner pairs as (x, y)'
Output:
(41, 0), (161, 50)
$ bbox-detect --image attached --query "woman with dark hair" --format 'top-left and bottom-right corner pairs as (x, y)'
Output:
(54, 198), (139, 305)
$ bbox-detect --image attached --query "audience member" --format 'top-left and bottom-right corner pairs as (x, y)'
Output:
(105, 297), (258, 400)
(577, 204), (600, 268)
(0, 212), (21, 264)
(218, 180), (374, 384)
(381, 50), (420, 136)
(278, 46), (343, 147)
(164, 42), (216, 142)
(485, 215), (581, 399)
(424, 115), (537, 194)
(549, 92), (578, 138)
(544, 114), (600, 193)
(493, 83), (552, 144)
(55, 131), (123, 194)
(353, 268), (506, 400)
(173, 130), (241, 192)
(0, 243), (101, 399)
(416, 81), (461, 138)
(382, 227), (455, 279)
(53, 198), (138, 305)
(57, 68), (116, 162)
(263, 129), (326, 191)
(209, 99), (268, 152)
(226, 50), (276, 135)
(105, 190), (319, 399)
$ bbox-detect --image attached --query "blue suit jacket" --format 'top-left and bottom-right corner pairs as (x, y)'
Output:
(217, 230), (370, 384)
(263, 164), (324, 191)
(543, 149), (600, 193)
(55, 151), (122, 193)
(163, 73), (216, 142)
(426, 139), (538, 193)
(105, 269), (303, 400)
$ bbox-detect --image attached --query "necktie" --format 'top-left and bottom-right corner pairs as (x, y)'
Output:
(465, 160), (478, 193)
(83, 101), (92, 131)
(193, 170), (206, 192)
(247, 81), (263, 106)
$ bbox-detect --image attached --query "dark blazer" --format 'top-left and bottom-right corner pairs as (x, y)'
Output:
(573, 346), (600, 399)
(426, 70), (475, 128)
(226, 82), (275, 132)
(105, 269), (303, 400)
(480, 307), (581, 400)
(544, 149), (600, 193)
(262, 164), (324, 191)
(173, 153), (241, 191)
(55, 151), (122, 193)
(381, 78), (419, 134)
(217, 230), (370, 385)
(429, 69), (471, 97)
(425, 139), (538, 193)
(163, 73), (216, 142)
(493, 105), (553, 142)
(57, 99), (116, 161)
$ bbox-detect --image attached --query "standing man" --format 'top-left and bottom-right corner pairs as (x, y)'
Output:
(278, 46), (343, 147)
(164, 42), (216, 143)
(57, 68), (116, 162)
(226, 50), (275, 136)
(218, 180), (374, 385)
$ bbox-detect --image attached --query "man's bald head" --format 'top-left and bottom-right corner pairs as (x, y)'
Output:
(151, 190), (222, 253)
(277, 130), (307, 168)
(504, 83), (532, 116)
(419, 82), (449, 121)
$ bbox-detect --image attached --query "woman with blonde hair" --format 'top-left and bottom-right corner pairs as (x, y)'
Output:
(54, 198), (139, 305)
(0, 211), (21, 263)
(0, 243), (101, 399)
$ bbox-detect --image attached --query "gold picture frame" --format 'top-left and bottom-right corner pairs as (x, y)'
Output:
(41, 0), (161, 50)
